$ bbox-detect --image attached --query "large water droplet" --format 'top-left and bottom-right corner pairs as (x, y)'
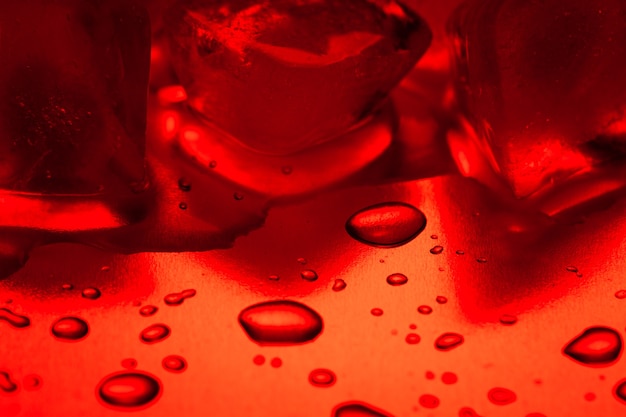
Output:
(435, 333), (464, 351)
(442, 372), (458, 384)
(487, 387), (517, 405)
(332, 402), (394, 417)
(309, 369), (336, 387)
(300, 269), (318, 282)
(238, 300), (323, 346)
(162, 355), (187, 373)
(0, 308), (30, 328)
(164, 289), (196, 306)
(417, 305), (433, 315)
(140, 324), (171, 344)
(405, 333), (421, 345)
(345, 202), (427, 247)
(370, 308), (384, 317)
(435, 296), (448, 304)
(0, 371), (18, 393)
(81, 288), (101, 300)
(562, 326), (622, 366)
(51, 317), (89, 341)
(332, 279), (347, 292)
(430, 245), (444, 255)
(97, 371), (162, 410)
(386, 273), (408, 286)
(614, 378), (626, 404)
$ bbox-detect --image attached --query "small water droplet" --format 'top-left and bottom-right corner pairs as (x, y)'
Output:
(61, 283), (73, 290)
(425, 371), (435, 380)
(409, 324), (417, 330)
(613, 378), (626, 404)
(178, 202), (188, 210)
(139, 305), (158, 317)
(566, 266), (578, 273)
(456, 250), (465, 255)
(300, 269), (318, 282)
(615, 290), (626, 299)
(177, 177), (191, 192)
(270, 357), (282, 368)
(386, 273), (408, 286)
(281, 166), (293, 175)
(419, 394), (440, 409)
(209, 160), (217, 168)
(430, 245), (444, 255)
(238, 300), (323, 345)
(140, 324), (171, 344)
(233, 192), (244, 201)
(0, 308), (30, 328)
(430, 234), (438, 240)
(82, 287), (101, 300)
(405, 333), (421, 345)
(332, 279), (347, 292)
(584, 392), (596, 401)
(459, 407), (482, 417)
(121, 358), (138, 369)
(297, 257), (307, 265)
(51, 317), (89, 341)
(309, 369), (336, 387)
(332, 402), (393, 417)
(345, 202), (427, 247)
(417, 305), (433, 315)
(100, 265), (111, 272)
(96, 371), (161, 410)
(476, 257), (488, 263)
(499, 314), (518, 325)
(487, 387), (517, 405)
(253, 355), (265, 365)
(436, 296), (448, 304)
(268, 274), (280, 281)
(526, 413), (547, 417)
(563, 326), (622, 366)
(370, 308), (383, 317)
(0, 371), (18, 393)
(22, 374), (42, 391)
(162, 355), (187, 373)
(441, 372), (458, 384)
(164, 289), (196, 306)
(435, 333), (464, 351)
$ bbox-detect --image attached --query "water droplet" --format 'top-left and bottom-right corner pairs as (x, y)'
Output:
(386, 273), (408, 286)
(456, 250), (465, 255)
(121, 358), (137, 369)
(499, 314), (518, 325)
(332, 279), (347, 292)
(405, 333), (421, 345)
(51, 317), (89, 341)
(425, 371), (435, 380)
(345, 202), (427, 247)
(417, 305), (433, 315)
(333, 402), (393, 417)
(435, 333), (464, 351)
(268, 274), (280, 281)
(22, 374), (42, 391)
(0, 308), (30, 328)
(238, 300), (323, 346)
(177, 177), (191, 192)
(164, 289), (196, 306)
(370, 308), (384, 317)
(100, 265), (111, 272)
(615, 290), (626, 299)
(436, 296), (448, 304)
(309, 369), (336, 387)
(162, 355), (187, 373)
(430, 245), (444, 255)
(82, 287), (101, 300)
(178, 202), (188, 210)
(96, 371), (161, 410)
(487, 387), (517, 405)
(430, 234), (438, 239)
(281, 166), (293, 175)
(139, 305), (158, 317)
(61, 283), (73, 290)
(442, 372), (458, 384)
(459, 407), (482, 417)
(140, 324), (171, 344)
(297, 257), (307, 265)
(300, 269), (318, 282)
(476, 257), (487, 263)
(209, 160), (217, 168)
(613, 378), (626, 404)
(584, 392), (596, 401)
(409, 324), (417, 330)
(270, 357), (282, 368)
(233, 192), (244, 201)
(526, 413), (547, 417)
(562, 326), (623, 366)
(0, 371), (18, 393)
(566, 266), (578, 273)
(419, 394), (440, 409)
(253, 355), (265, 365)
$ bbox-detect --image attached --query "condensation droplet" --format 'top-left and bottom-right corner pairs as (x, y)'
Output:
(281, 166), (293, 175)
(81, 287), (101, 300)
(238, 300), (323, 346)
(430, 245), (444, 255)
(441, 372), (458, 384)
(162, 355), (187, 373)
(209, 160), (217, 168)
(140, 324), (171, 344)
(121, 358), (138, 369)
(178, 202), (188, 210)
(613, 378), (626, 404)
(566, 266), (578, 273)
(332, 279), (347, 292)
(61, 283), (73, 290)
(51, 317), (89, 341)
(435, 333), (464, 351)
(164, 289), (196, 306)
(370, 308), (384, 317)
(300, 269), (318, 282)
(270, 357), (282, 368)
(405, 333), (421, 345)
(526, 413), (547, 417)
(499, 314), (518, 325)
(584, 392), (596, 401)
(333, 402), (393, 417)
(97, 371), (161, 410)
(563, 326), (623, 366)
(253, 355), (265, 365)
(487, 387), (517, 405)
(233, 192), (244, 201)
(0, 371), (18, 393)
(177, 177), (191, 192)
(436, 296), (448, 304)
(430, 234), (438, 240)
(476, 257), (487, 263)
(139, 305), (158, 317)
(425, 371), (435, 380)
(309, 369), (336, 387)
(386, 273), (408, 286)
(345, 202), (427, 247)
(615, 290), (626, 299)
(459, 407), (481, 417)
(22, 374), (42, 391)
(419, 394), (440, 409)
(417, 305), (433, 315)
(0, 308), (30, 328)
(297, 257), (307, 265)
(456, 250), (465, 255)
(100, 265), (111, 272)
